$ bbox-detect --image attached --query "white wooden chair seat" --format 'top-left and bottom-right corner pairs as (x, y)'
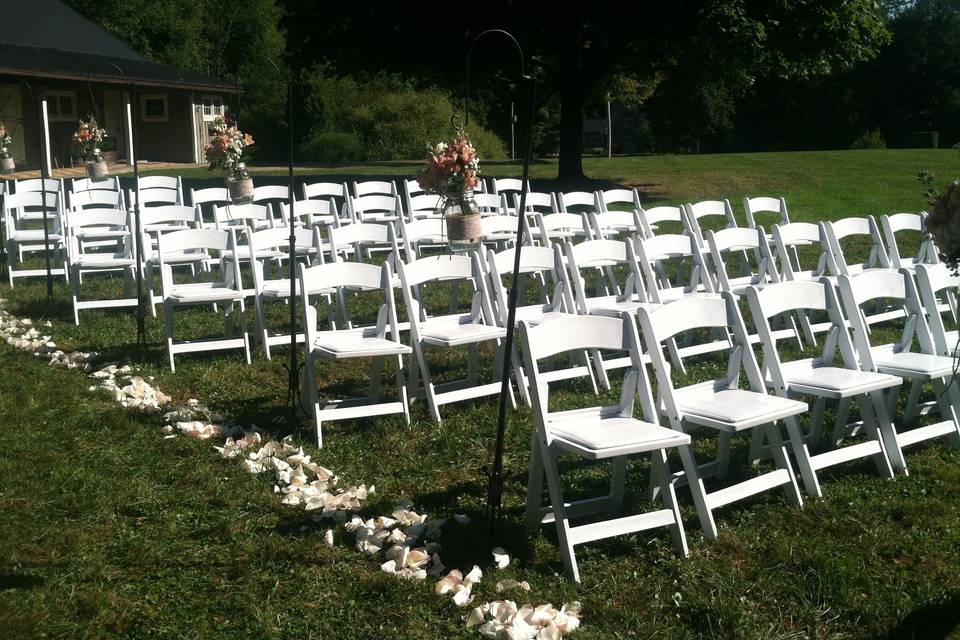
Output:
(869, 347), (956, 380)
(73, 255), (136, 269)
(777, 360), (902, 399)
(419, 315), (507, 347)
(657, 287), (717, 303)
(550, 415), (690, 460)
(312, 330), (411, 359)
(512, 305), (568, 327)
(260, 280), (311, 298)
(167, 283), (244, 304)
(76, 229), (126, 240)
(221, 248), (285, 262)
(152, 250), (211, 265)
(583, 294), (657, 316)
(676, 388), (807, 432)
(10, 229), (62, 242)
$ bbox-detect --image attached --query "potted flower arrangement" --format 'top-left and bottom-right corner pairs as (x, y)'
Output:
(205, 116), (255, 203)
(0, 121), (14, 174)
(72, 115), (109, 181)
(920, 169), (960, 271)
(417, 124), (482, 252)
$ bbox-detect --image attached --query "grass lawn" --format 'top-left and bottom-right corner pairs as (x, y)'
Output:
(2, 149), (960, 639)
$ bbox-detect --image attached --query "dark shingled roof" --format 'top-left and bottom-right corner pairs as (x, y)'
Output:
(0, 0), (237, 92)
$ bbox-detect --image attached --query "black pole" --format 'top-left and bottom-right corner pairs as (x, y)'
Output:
(463, 30), (537, 534)
(258, 56), (300, 421)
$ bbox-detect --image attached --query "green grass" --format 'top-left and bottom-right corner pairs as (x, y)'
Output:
(2, 149), (960, 639)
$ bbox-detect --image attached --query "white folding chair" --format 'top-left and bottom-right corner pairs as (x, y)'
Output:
(588, 208), (644, 240)
(596, 187), (642, 214)
(190, 187), (231, 228)
(837, 269), (960, 473)
(915, 263), (959, 358)
(880, 212), (937, 271)
(479, 214), (530, 250)
(353, 179), (397, 198)
(249, 226), (324, 359)
(299, 260), (411, 447)
(329, 221), (400, 265)
(2, 191), (65, 285)
(683, 199), (738, 247)
(743, 196), (789, 243)
(520, 313), (689, 582)
(398, 216), (446, 258)
(253, 184), (291, 224)
(746, 279), (901, 498)
(66, 209), (138, 325)
(348, 194), (403, 224)
(557, 191), (596, 214)
(65, 191), (127, 253)
(533, 211), (592, 247)
(405, 193), (443, 222)
(136, 176), (184, 207)
(483, 245), (592, 404)
(213, 203), (275, 232)
(637, 293), (806, 539)
(638, 205), (686, 237)
(398, 254), (511, 422)
(473, 192), (507, 216)
(280, 199), (340, 232)
(140, 206), (210, 312)
(822, 216), (890, 276)
(705, 226), (778, 296)
(157, 228), (251, 372)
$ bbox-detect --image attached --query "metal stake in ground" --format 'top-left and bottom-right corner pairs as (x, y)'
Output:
(462, 29), (537, 534)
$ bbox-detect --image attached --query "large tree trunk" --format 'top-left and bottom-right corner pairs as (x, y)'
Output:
(557, 70), (586, 182)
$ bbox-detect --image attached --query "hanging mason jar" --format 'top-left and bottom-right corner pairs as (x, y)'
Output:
(86, 148), (109, 182)
(440, 188), (482, 253)
(226, 162), (254, 204)
(0, 148), (14, 175)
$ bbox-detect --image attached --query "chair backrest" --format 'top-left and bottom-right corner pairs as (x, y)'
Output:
(514, 191), (557, 215)
(353, 179), (397, 198)
(253, 184), (290, 204)
(485, 245), (564, 324)
(491, 178), (527, 195)
(329, 221), (399, 262)
(836, 270), (934, 368)
(280, 199), (340, 228)
(588, 210), (643, 240)
(3, 190), (61, 213)
(190, 187), (231, 206)
(398, 217), (444, 257)
(64, 208), (130, 234)
(631, 233), (713, 303)
(638, 205), (685, 237)
(913, 263), (959, 356)
(683, 199), (737, 246)
(398, 253), (492, 327)
(68, 189), (122, 210)
(743, 196), (789, 230)
(771, 222), (829, 282)
(637, 291), (763, 398)
(139, 205), (201, 229)
(473, 192), (507, 215)
(520, 313), (654, 428)
(156, 227), (231, 256)
(136, 186), (181, 207)
(821, 216), (889, 276)
(563, 238), (643, 312)
(535, 212), (590, 246)
(349, 194), (403, 223)
(558, 191), (596, 213)
(213, 203), (273, 230)
(71, 176), (120, 194)
(248, 226), (322, 286)
(705, 226), (776, 293)
(139, 176), (181, 191)
(407, 194), (443, 221)
(597, 188), (641, 213)
(880, 212), (934, 269)
(481, 214), (529, 245)
(303, 181), (348, 201)
(15, 178), (61, 194)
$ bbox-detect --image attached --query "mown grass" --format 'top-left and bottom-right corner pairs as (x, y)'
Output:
(2, 149), (960, 639)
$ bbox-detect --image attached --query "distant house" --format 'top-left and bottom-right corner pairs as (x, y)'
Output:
(0, 0), (238, 171)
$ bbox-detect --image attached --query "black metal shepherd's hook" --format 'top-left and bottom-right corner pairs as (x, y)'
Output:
(257, 56), (301, 423)
(88, 62), (147, 347)
(12, 80), (55, 298)
(465, 29), (537, 535)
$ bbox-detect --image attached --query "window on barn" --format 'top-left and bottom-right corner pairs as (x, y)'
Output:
(141, 94), (168, 122)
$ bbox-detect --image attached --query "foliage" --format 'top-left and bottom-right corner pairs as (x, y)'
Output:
(299, 68), (506, 162)
(71, 115), (107, 161)
(850, 129), (888, 149)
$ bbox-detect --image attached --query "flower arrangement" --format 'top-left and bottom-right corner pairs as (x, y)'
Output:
(416, 127), (481, 196)
(204, 116), (254, 178)
(71, 115), (107, 162)
(920, 170), (960, 271)
(0, 121), (12, 159)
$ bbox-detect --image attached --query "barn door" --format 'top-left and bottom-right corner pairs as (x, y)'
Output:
(0, 85), (26, 164)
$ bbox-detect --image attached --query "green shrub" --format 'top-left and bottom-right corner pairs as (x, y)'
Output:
(300, 131), (363, 163)
(850, 129), (887, 150)
(300, 67), (506, 162)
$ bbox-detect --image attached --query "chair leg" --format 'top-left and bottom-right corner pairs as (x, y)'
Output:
(904, 379), (922, 421)
(933, 379), (960, 449)
(164, 301), (176, 372)
(782, 415), (821, 499)
(653, 450), (689, 558)
(396, 354), (411, 427)
(872, 388), (909, 474)
(369, 356), (384, 402)
(832, 397), (853, 446)
(677, 443), (718, 540)
(70, 265), (81, 326)
(856, 394), (896, 480)
(765, 423), (803, 508)
(541, 445), (580, 583)
(524, 434), (546, 534)
(716, 432), (732, 479)
(808, 397), (826, 446)
(238, 301), (251, 365)
(467, 343), (480, 386)
(609, 456), (627, 515)
(589, 348), (611, 390)
(413, 342), (441, 423)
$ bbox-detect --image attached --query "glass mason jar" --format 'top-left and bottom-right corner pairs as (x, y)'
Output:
(226, 162), (254, 204)
(440, 188), (482, 254)
(0, 148), (14, 174)
(86, 148), (109, 182)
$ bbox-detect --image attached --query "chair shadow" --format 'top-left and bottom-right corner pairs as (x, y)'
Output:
(878, 594), (960, 640)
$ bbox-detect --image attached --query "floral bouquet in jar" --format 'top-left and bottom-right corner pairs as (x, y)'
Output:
(72, 115), (109, 180)
(416, 125), (482, 250)
(920, 170), (960, 272)
(205, 116), (255, 202)
(0, 121), (14, 174)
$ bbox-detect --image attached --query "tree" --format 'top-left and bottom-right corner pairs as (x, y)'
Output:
(285, 0), (889, 180)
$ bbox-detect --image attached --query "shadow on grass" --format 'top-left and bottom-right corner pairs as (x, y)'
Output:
(0, 573), (44, 590)
(881, 593), (960, 639)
